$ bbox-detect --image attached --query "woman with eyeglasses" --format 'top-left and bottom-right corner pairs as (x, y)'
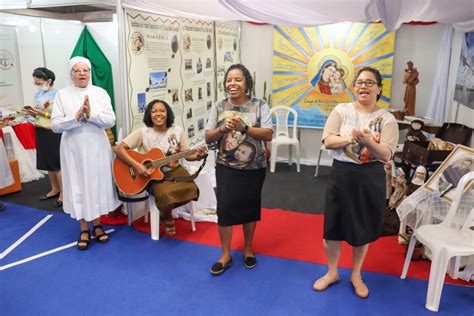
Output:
(51, 56), (120, 250)
(24, 68), (63, 207)
(312, 67), (399, 298)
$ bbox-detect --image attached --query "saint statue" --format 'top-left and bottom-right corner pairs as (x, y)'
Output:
(403, 61), (419, 116)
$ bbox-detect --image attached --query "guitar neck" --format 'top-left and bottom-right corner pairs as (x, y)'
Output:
(150, 146), (204, 169)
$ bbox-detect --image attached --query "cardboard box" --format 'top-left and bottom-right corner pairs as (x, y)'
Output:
(0, 159), (21, 196)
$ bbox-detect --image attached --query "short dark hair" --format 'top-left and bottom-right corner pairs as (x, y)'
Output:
(143, 99), (175, 128)
(224, 64), (254, 98)
(355, 66), (383, 101)
(32, 67), (56, 86)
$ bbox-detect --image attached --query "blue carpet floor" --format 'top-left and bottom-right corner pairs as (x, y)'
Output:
(0, 202), (473, 315)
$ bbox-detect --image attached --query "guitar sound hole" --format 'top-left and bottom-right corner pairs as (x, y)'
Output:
(143, 161), (153, 169)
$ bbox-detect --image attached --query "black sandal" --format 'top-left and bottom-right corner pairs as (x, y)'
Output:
(93, 225), (109, 244)
(77, 230), (90, 250)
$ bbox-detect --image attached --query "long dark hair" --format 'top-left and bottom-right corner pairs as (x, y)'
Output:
(355, 67), (383, 101)
(32, 67), (56, 86)
(143, 99), (175, 128)
(224, 64), (254, 98)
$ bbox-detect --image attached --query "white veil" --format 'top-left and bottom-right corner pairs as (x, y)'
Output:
(65, 56), (93, 87)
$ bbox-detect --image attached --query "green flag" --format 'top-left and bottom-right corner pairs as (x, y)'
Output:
(71, 25), (116, 139)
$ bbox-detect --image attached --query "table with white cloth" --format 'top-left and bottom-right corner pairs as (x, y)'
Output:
(397, 185), (474, 282)
(0, 139), (14, 189)
(1, 123), (44, 183)
(173, 168), (217, 223)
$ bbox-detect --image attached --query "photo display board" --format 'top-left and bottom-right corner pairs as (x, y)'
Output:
(215, 21), (241, 101)
(125, 9), (240, 145)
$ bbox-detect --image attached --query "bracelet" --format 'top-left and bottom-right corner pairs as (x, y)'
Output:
(44, 112), (49, 118)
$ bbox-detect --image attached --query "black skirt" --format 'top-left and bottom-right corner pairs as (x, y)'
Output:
(36, 127), (61, 171)
(324, 159), (386, 247)
(216, 163), (266, 226)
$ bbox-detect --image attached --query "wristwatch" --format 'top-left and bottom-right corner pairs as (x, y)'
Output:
(243, 125), (249, 134)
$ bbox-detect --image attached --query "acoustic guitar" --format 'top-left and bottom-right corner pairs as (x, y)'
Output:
(113, 144), (210, 195)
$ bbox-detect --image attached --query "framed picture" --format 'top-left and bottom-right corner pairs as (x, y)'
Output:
(425, 144), (474, 202)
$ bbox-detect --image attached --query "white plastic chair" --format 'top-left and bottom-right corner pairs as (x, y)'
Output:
(269, 105), (300, 173)
(314, 144), (328, 177)
(400, 171), (474, 312)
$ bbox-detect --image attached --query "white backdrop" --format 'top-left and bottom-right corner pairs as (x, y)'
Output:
(1, 9), (471, 167)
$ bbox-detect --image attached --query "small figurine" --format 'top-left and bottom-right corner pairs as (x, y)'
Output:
(388, 168), (407, 210)
(405, 119), (427, 144)
(384, 161), (395, 205)
(403, 61), (419, 116)
(406, 165), (427, 196)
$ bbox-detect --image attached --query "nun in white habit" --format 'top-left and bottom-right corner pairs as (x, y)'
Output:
(51, 56), (120, 250)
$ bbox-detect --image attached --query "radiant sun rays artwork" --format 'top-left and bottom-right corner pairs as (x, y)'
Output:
(272, 22), (395, 128)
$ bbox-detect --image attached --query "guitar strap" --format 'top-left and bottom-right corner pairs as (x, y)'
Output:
(163, 153), (208, 182)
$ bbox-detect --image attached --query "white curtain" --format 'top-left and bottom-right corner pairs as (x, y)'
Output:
(215, 0), (474, 31)
(426, 25), (454, 125)
(120, 1), (474, 31)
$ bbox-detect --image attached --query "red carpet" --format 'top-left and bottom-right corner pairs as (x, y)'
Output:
(133, 208), (471, 286)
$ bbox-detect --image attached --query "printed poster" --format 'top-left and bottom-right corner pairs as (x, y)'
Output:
(0, 25), (23, 111)
(215, 21), (241, 101)
(272, 22), (395, 128)
(125, 10), (216, 146)
(454, 32), (474, 109)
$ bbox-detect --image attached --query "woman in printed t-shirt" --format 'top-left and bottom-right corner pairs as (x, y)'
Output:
(312, 67), (399, 298)
(115, 99), (206, 235)
(205, 64), (273, 275)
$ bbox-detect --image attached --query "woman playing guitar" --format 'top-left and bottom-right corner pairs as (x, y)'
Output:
(115, 99), (206, 235)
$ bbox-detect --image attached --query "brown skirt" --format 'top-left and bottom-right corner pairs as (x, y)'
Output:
(148, 165), (200, 211)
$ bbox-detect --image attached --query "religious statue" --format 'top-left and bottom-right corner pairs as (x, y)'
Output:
(403, 61), (419, 116)
(405, 165), (427, 196)
(388, 168), (407, 211)
(405, 119), (427, 144)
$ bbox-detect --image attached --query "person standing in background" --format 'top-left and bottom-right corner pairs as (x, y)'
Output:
(403, 61), (419, 116)
(24, 67), (63, 207)
(51, 56), (120, 250)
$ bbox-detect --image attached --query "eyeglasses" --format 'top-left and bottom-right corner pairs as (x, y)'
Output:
(354, 80), (377, 87)
(72, 68), (90, 74)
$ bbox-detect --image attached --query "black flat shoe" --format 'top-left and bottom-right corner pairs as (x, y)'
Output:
(244, 256), (257, 269)
(77, 230), (90, 250)
(210, 257), (232, 275)
(54, 200), (63, 208)
(39, 192), (60, 200)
